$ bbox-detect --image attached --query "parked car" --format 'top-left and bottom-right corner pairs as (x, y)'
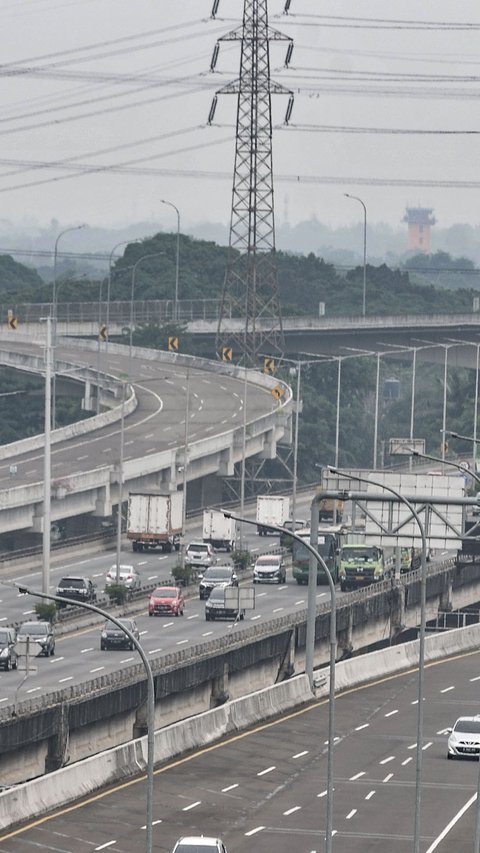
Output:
(172, 837), (229, 853)
(205, 583), (244, 621)
(0, 627), (17, 671)
(447, 715), (480, 759)
(105, 565), (141, 591)
(199, 565), (238, 600)
(149, 586), (185, 617)
(253, 554), (286, 584)
(185, 541), (216, 569)
(17, 621), (55, 656)
(56, 575), (97, 607)
(100, 618), (140, 651)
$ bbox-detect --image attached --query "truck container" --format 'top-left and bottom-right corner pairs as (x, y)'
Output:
(292, 525), (344, 585)
(256, 495), (290, 535)
(318, 496), (344, 522)
(339, 543), (387, 591)
(127, 491), (183, 553)
(202, 509), (236, 551)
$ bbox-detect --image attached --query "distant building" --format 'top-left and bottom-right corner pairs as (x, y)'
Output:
(403, 207), (436, 253)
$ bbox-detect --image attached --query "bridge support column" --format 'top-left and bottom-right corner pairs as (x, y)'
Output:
(82, 379), (95, 412)
(45, 704), (69, 772)
(276, 629), (296, 680)
(337, 609), (353, 659)
(260, 427), (276, 460)
(439, 572), (453, 613)
(210, 663), (229, 707)
(94, 483), (112, 517)
(218, 446), (234, 477)
(390, 581), (406, 640)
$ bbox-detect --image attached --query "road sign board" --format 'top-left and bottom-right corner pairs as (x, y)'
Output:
(168, 336), (179, 352)
(221, 346), (232, 362)
(389, 437), (425, 456)
(225, 586), (255, 610)
(271, 384), (285, 400)
(264, 357), (275, 375)
(99, 324), (108, 341)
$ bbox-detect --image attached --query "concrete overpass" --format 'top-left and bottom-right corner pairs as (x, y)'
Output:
(0, 333), (291, 545)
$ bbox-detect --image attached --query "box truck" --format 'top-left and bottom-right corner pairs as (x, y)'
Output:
(127, 492), (183, 552)
(202, 509), (236, 551)
(256, 495), (290, 535)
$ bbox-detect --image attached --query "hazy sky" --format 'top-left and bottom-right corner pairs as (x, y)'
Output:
(1, 0), (480, 236)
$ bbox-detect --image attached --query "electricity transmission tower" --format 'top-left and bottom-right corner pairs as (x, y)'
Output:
(209, 0), (294, 366)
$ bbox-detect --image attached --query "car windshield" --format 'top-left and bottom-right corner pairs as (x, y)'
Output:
(59, 578), (84, 588)
(189, 544), (207, 553)
(105, 620), (131, 631)
(20, 623), (47, 636)
(154, 589), (176, 598)
(341, 548), (378, 562)
(454, 719), (480, 733)
(256, 557), (278, 566)
(205, 568), (231, 579)
(175, 845), (219, 853)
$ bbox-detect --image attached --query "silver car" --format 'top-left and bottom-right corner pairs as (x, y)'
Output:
(105, 565), (141, 590)
(185, 541), (216, 569)
(447, 715), (480, 759)
(172, 838), (228, 853)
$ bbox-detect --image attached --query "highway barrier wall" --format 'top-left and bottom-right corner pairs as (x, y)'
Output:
(3, 619), (480, 833)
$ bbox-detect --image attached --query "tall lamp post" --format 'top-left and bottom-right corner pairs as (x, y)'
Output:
(160, 199), (180, 322)
(224, 508), (337, 853)
(15, 585), (155, 853)
(105, 239), (141, 375)
(445, 338), (480, 473)
(129, 252), (165, 377)
(328, 464), (427, 853)
(52, 224), (85, 428)
(344, 193), (367, 317)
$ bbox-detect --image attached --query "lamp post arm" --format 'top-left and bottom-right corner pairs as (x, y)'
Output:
(412, 449), (480, 489)
(14, 584), (155, 853)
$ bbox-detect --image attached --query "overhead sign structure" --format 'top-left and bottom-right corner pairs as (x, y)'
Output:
(221, 346), (233, 362)
(168, 336), (179, 352)
(389, 437), (425, 456)
(271, 384), (285, 401)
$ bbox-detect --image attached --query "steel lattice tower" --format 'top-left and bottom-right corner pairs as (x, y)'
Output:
(209, 0), (293, 366)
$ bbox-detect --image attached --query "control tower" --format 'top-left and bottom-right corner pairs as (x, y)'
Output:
(403, 207), (436, 253)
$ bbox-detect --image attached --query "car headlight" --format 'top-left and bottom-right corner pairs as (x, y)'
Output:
(0, 649), (8, 657)
(101, 631), (107, 638)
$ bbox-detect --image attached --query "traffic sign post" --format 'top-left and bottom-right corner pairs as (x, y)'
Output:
(221, 346), (233, 362)
(168, 336), (179, 352)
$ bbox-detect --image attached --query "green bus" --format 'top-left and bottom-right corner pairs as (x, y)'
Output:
(292, 525), (344, 585)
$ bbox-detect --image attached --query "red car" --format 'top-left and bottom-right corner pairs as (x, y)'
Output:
(148, 586), (185, 617)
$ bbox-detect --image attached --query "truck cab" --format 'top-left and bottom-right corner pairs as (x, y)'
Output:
(339, 544), (386, 592)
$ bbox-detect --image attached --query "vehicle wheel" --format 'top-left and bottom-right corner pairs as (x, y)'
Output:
(12, 659), (17, 670)
(101, 642), (105, 650)
(206, 613), (210, 621)
(240, 613), (245, 620)
(296, 578), (302, 585)
(175, 610), (179, 617)
(253, 579), (257, 584)
(165, 541), (173, 553)
(132, 541), (138, 552)
(50, 646), (55, 656)
(447, 753), (452, 760)
(148, 611), (153, 617)
(130, 643), (134, 651)
(340, 581), (347, 592)
(180, 609), (184, 616)
(5, 657), (11, 671)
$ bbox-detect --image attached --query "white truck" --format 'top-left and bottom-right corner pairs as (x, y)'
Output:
(203, 509), (236, 552)
(127, 491), (183, 553)
(256, 495), (290, 536)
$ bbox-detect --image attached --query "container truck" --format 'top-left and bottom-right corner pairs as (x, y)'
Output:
(202, 509), (236, 551)
(256, 495), (290, 535)
(339, 543), (387, 591)
(127, 491), (183, 553)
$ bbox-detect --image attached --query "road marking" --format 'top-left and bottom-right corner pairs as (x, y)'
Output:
(25, 468), (38, 473)
(350, 771), (366, 781)
(0, 697), (8, 703)
(95, 842), (117, 850)
(148, 575), (158, 581)
(385, 710), (398, 717)
(437, 728), (450, 735)
(355, 724), (369, 731)
(187, 614), (198, 620)
(470, 675), (480, 682)
(257, 766), (275, 776)
(163, 622), (174, 628)
(222, 783), (239, 792)
(293, 750), (308, 759)
(144, 433), (154, 439)
(273, 607), (284, 613)
(176, 639), (188, 645)
(408, 743), (417, 750)
(425, 793), (477, 853)
(137, 561), (147, 566)
(80, 648), (93, 654)
(346, 809), (357, 819)
(245, 827), (265, 837)
(284, 806), (301, 816)
(202, 632), (213, 637)
(163, 426), (172, 432)
(365, 790), (376, 800)
(251, 547), (259, 552)
(90, 667), (104, 674)
(402, 758), (413, 766)
(422, 742), (433, 750)
(102, 447), (112, 453)
(49, 656), (64, 663)
(158, 555), (169, 561)
(182, 801), (201, 811)
(318, 790), (327, 798)
(139, 630), (148, 636)
(383, 773), (394, 782)
(250, 615), (261, 620)
(440, 685), (455, 694)
(59, 676), (73, 683)
(22, 610), (35, 615)
(141, 819), (162, 829)
(148, 648), (162, 654)
(26, 687), (41, 693)
(120, 657), (134, 664)
(380, 756), (395, 765)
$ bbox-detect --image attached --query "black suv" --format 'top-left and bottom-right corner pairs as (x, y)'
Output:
(101, 618), (140, 651)
(199, 565), (238, 600)
(56, 576), (97, 607)
(0, 627), (17, 671)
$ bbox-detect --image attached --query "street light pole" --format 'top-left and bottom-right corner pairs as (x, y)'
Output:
(52, 224), (85, 429)
(180, 368), (190, 566)
(409, 448), (480, 489)
(42, 317), (52, 596)
(344, 193), (367, 317)
(106, 239), (140, 375)
(129, 252), (165, 378)
(115, 382), (127, 582)
(160, 199), (180, 322)
(15, 585), (155, 853)
(373, 352), (380, 469)
(224, 508), (336, 853)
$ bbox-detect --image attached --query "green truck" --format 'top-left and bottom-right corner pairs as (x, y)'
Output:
(339, 543), (387, 592)
(292, 525), (343, 585)
(400, 546), (421, 573)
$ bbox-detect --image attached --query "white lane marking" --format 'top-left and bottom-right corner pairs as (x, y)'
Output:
(425, 793), (477, 853)
(125, 440), (134, 446)
(0, 618), (6, 622)
(59, 676), (73, 683)
(95, 842), (117, 851)
(317, 790), (327, 798)
(346, 809), (357, 820)
(250, 615), (261, 621)
(176, 639), (188, 645)
(163, 426), (172, 432)
(350, 771), (366, 781)
(141, 820), (162, 829)
(355, 724), (369, 731)
(25, 468), (38, 474)
(148, 648), (162, 654)
(22, 610), (35, 615)
(365, 790), (376, 800)
(273, 607), (284, 613)
(27, 687), (41, 693)
(257, 766), (276, 776)
(470, 676), (480, 682)
(422, 742), (433, 751)
(205, 426), (214, 432)
(144, 433), (155, 439)
(90, 667), (104, 674)
(383, 773), (394, 782)
(437, 728), (450, 735)
(245, 827), (265, 837)
(102, 447), (112, 453)
(293, 750), (308, 759)
(202, 379), (211, 384)
(408, 743), (417, 750)
(165, 380), (174, 385)
(251, 547), (259, 552)
(120, 657), (135, 664)
(182, 801), (201, 811)
(158, 556), (169, 561)
(380, 756), (395, 765)
(440, 686), (455, 694)
(139, 630), (148, 636)
(257, 592), (267, 598)
(385, 710), (398, 718)
(163, 622), (174, 628)
(222, 784), (239, 792)
(295, 600), (306, 606)
(220, 386), (227, 391)
(187, 614), (198, 620)
(137, 560), (147, 566)
(202, 632), (213, 637)
(402, 758), (413, 766)
(0, 698), (8, 703)
(284, 806), (301, 816)
(316, 593), (326, 598)
(81, 647), (93, 654)
(49, 656), (64, 663)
